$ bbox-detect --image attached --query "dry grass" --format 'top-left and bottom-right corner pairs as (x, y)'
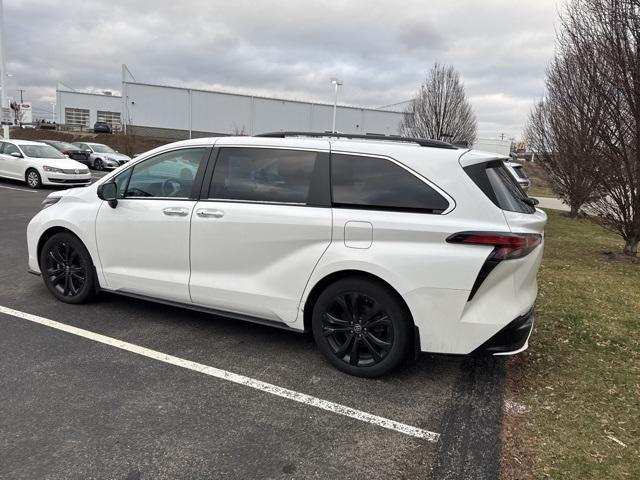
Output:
(501, 210), (639, 479)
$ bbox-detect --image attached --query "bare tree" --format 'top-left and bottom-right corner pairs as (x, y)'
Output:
(401, 63), (477, 144)
(558, 0), (640, 256)
(524, 52), (604, 218)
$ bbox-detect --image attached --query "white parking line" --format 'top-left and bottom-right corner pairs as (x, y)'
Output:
(0, 304), (440, 442)
(0, 185), (39, 193)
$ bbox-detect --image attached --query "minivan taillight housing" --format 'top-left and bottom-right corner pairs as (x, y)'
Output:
(446, 232), (543, 301)
(446, 232), (542, 260)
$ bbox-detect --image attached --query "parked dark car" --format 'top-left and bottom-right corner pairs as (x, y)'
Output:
(94, 121), (112, 134)
(38, 140), (91, 166)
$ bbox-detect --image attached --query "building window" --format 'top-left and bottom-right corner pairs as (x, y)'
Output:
(97, 110), (121, 127)
(64, 108), (90, 127)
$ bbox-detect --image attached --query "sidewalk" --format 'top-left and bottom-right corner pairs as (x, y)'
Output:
(534, 196), (570, 212)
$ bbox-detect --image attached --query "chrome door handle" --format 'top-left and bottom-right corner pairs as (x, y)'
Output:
(162, 207), (189, 216)
(196, 208), (224, 218)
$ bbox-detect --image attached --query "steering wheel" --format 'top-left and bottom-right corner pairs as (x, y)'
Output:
(162, 178), (184, 197)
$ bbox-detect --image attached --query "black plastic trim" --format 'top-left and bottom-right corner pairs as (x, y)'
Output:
(102, 289), (304, 333)
(256, 131), (458, 149)
(472, 308), (534, 355)
(27, 268), (41, 276)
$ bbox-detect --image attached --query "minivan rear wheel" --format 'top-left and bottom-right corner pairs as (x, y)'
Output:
(40, 232), (96, 304)
(312, 277), (410, 377)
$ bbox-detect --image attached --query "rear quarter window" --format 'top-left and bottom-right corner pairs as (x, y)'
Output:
(464, 160), (535, 214)
(331, 153), (449, 213)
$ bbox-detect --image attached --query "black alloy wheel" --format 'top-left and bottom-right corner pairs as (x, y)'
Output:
(40, 232), (96, 304)
(94, 158), (104, 171)
(312, 277), (410, 377)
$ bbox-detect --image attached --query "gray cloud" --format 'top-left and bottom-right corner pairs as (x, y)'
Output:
(3, 0), (559, 138)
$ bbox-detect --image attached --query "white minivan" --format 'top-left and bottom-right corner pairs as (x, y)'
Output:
(27, 132), (546, 377)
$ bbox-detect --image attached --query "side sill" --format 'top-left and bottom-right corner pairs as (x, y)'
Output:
(101, 288), (304, 334)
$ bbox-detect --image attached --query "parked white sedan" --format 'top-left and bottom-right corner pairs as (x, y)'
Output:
(0, 140), (91, 189)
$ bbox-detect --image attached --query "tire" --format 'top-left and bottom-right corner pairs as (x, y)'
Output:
(94, 158), (104, 171)
(39, 232), (97, 304)
(312, 277), (411, 377)
(25, 169), (42, 189)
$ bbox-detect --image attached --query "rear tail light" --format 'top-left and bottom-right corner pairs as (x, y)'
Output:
(446, 232), (542, 260)
(446, 232), (543, 301)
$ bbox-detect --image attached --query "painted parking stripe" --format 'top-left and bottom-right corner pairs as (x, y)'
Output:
(0, 185), (39, 193)
(0, 305), (440, 442)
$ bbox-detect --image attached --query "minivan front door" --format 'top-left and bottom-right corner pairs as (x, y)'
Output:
(189, 145), (332, 323)
(95, 147), (209, 303)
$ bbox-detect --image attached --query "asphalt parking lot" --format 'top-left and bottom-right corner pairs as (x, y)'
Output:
(0, 173), (506, 480)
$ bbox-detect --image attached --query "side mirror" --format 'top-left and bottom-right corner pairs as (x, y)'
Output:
(97, 181), (118, 208)
(10, 151), (22, 158)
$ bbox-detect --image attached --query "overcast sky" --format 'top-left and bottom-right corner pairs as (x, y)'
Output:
(3, 0), (560, 139)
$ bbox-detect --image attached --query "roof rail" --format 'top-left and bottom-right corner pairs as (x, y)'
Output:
(255, 131), (459, 150)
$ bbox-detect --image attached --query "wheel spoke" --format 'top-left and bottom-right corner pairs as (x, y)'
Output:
(49, 249), (65, 265)
(335, 295), (352, 320)
(349, 337), (362, 365)
(365, 331), (392, 351)
(335, 333), (354, 357)
(365, 315), (392, 329)
(70, 272), (85, 281)
(349, 293), (360, 320)
(362, 336), (383, 362)
(322, 312), (349, 326)
(62, 274), (71, 295)
(47, 266), (64, 276)
(322, 325), (352, 337)
(362, 302), (382, 324)
(50, 272), (65, 285)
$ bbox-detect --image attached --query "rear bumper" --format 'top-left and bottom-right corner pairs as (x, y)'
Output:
(472, 308), (534, 355)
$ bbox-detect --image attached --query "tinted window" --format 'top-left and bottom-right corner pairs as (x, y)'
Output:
(210, 148), (322, 205)
(124, 148), (205, 198)
(464, 161), (535, 214)
(511, 165), (528, 179)
(331, 154), (449, 213)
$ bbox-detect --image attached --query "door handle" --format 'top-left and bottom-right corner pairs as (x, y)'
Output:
(196, 208), (225, 218)
(162, 207), (189, 216)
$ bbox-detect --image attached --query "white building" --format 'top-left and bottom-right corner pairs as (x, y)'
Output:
(56, 66), (404, 139)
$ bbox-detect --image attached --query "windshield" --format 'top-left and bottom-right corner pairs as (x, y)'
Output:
(90, 144), (115, 153)
(55, 141), (81, 151)
(20, 145), (66, 159)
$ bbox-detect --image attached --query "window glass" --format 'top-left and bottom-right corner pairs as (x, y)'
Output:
(90, 144), (115, 154)
(21, 144), (65, 159)
(113, 169), (133, 199)
(3, 143), (21, 156)
(64, 108), (90, 127)
(512, 165), (528, 179)
(331, 154), (449, 213)
(210, 148), (319, 204)
(486, 164), (534, 213)
(124, 148), (205, 198)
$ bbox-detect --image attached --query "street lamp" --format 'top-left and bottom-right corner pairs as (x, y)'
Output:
(331, 78), (343, 133)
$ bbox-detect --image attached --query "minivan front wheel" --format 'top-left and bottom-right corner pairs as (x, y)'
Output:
(40, 232), (96, 304)
(312, 277), (410, 377)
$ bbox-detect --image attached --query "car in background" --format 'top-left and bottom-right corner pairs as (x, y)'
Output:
(94, 121), (112, 134)
(72, 142), (131, 171)
(505, 160), (531, 191)
(38, 140), (91, 167)
(0, 139), (91, 189)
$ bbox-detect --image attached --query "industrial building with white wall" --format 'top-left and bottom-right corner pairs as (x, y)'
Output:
(56, 66), (405, 139)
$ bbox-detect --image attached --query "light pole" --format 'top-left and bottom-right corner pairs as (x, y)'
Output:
(331, 78), (342, 133)
(0, 0), (8, 139)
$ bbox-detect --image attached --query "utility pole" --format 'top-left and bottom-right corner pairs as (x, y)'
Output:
(17, 89), (24, 103)
(0, 0), (8, 139)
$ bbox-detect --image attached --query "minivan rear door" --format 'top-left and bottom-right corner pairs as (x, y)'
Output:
(189, 143), (332, 324)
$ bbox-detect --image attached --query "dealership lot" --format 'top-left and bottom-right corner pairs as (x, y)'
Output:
(0, 176), (505, 479)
